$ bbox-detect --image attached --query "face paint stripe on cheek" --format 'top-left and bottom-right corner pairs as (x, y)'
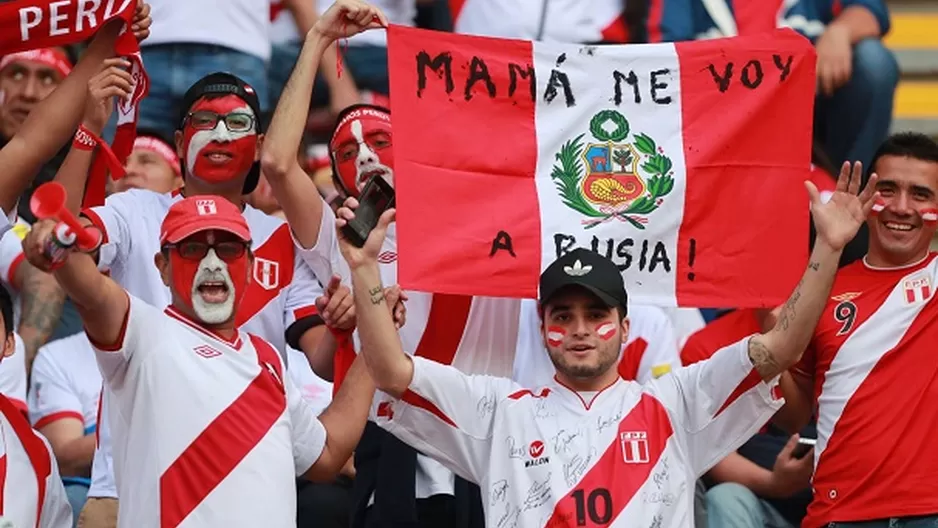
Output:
(546, 326), (566, 347)
(596, 322), (617, 341)
(922, 208), (938, 224)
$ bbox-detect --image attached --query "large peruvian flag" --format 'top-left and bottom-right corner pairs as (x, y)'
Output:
(388, 26), (817, 308)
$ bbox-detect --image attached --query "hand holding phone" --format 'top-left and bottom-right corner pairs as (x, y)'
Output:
(340, 175), (395, 248)
(792, 437), (816, 459)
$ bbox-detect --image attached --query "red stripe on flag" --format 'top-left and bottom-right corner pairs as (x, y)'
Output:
(674, 30), (815, 308)
(389, 25), (541, 297)
(159, 356), (286, 527)
(545, 394), (673, 526)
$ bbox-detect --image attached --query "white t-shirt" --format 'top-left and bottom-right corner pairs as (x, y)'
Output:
(453, 0), (624, 43)
(28, 332), (102, 434)
(378, 337), (782, 527)
(287, 347), (333, 415)
(297, 200), (521, 499)
(0, 335), (27, 414)
(0, 393), (72, 528)
(143, 0), (272, 61)
(82, 188), (324, 499)
(91, 295), (326, 526)
(512, 300), (681, 387)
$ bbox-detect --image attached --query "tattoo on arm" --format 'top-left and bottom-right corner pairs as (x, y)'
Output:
(748, 337), (783, 380)
(368, 285), (386, 306)
(17, 264), (65, 376)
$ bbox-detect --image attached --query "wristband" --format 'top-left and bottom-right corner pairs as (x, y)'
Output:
(72, 125), (98, 151)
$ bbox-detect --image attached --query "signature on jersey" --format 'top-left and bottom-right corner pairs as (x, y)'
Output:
(563, 450), (595, 487)
(523, 474), (553, 511)
(491, 479), (510, 506)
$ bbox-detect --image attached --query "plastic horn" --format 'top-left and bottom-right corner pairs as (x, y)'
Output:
(29, 182), (102, 252)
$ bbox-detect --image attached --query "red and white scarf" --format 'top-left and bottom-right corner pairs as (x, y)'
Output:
(0, 0), (150, 208)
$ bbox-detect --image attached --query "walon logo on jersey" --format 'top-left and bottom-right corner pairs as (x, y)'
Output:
(620, 431), (650, 464)
(525, 440), (550, 468)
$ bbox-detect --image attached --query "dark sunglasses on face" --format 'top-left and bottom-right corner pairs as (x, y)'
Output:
(162, 240), (249, 262)
(184, 111), (255, 132)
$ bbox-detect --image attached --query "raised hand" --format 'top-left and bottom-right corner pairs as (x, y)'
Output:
(316, 274), (356, 330)
(806, 161), (880, 252)
(83, 58), (134, 134)
(334, 196), (396, 270)
(22, 219), (76, 272)
(311, 0), (388, 43)
(132, 0), (152, 42)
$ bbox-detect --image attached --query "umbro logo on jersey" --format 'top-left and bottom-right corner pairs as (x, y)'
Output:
(253, 257), (280, 290)
(377, 401), (394, 419)
(620, 431), (650, 464)
(903, 276), (933, 304)
(196, 199), (217, 215)
(193, 345), (222, 358)
(831, 292), (861, 302)
(377, 251), (397, 264)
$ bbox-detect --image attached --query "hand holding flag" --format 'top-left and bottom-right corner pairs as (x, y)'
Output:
(311, 0), (388, 43)
(807, 161), (880, 252)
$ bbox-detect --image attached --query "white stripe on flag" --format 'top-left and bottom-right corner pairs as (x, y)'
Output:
(533, 41), (686, 304)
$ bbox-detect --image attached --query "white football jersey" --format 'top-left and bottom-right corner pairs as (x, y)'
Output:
(297, 201), (522, 499)
(377, 337), (782, 527)
(91, 295), (326, 527)
(82, 188), (324, 499)
(28, 333), (101, 471)
(513, 300), (681, 386)
(0, 393), (72, 528)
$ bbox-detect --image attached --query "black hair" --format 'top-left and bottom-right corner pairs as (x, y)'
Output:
(0, 285), (13, 338)
(870, 133), (938, 174)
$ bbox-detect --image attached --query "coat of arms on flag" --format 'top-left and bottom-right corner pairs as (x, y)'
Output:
(553, 111), (674, 230)
(387, 25), (817, 308)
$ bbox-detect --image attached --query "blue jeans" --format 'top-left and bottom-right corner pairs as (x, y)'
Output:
(707, 482), (796, 528)
(267, 41), (389, 109)
(135, 43), (269, 140)
(814, 38), (899, 170)
(64, 482), (89, 527)
(829, 517), (938, 527)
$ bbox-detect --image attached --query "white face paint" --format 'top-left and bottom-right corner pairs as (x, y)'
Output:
(351, 119), (394, 190)
(184, 101), (257, 182)
(190, 248), (236, 324)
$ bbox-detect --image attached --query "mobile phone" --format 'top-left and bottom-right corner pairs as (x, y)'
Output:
(341, 175), (395, 248)
(792, 437), (816, 459)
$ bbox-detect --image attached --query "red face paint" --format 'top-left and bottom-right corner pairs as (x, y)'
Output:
(546, 326), (566, 348)
(871, 198), (886, 215)
(595, 322), (617, 341)
(168, 233), (251, 320)
(329, 108), (393, 196)
(183, 95), (258, 185)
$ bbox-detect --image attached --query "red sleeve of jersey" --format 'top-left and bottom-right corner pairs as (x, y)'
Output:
(6, 251), (24, 286)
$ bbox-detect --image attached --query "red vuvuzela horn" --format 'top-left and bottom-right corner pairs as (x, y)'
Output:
(30, 182), (102, 252)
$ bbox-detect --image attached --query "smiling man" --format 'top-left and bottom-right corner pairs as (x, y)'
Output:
(781, 133), (938, 528)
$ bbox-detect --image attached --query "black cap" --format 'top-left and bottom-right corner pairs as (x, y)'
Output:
(177, 72), (264, 195)
(539, 249), (628, 316)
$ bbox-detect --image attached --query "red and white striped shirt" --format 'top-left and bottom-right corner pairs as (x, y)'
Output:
(377, 336), (781, 527)
(795, 253), (938, 526)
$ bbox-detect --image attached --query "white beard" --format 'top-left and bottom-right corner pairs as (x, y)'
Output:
(190, 249), (236, 324)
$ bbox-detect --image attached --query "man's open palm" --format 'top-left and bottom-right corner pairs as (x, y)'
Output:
(808, 161), (880, 251)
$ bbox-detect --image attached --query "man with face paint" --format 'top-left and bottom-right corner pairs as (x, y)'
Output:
(262, 3), (527, 527)
(778, 134), (938, 528)
(48, 71), (349, 528)
(22, 196), (377, 527)
(335, 149), (880, 527)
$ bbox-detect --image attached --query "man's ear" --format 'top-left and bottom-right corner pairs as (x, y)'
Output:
(1, 334), (14, 358)
(254, 133), (265, 162)
(154, 251), (171, 288)
(619, 316), (630, 340)
(174, 130), (185, 160)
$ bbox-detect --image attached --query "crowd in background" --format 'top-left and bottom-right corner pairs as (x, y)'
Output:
(0, 0), (921, 527)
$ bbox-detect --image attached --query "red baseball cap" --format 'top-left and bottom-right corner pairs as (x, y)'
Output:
(160, 196), (251, 245)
